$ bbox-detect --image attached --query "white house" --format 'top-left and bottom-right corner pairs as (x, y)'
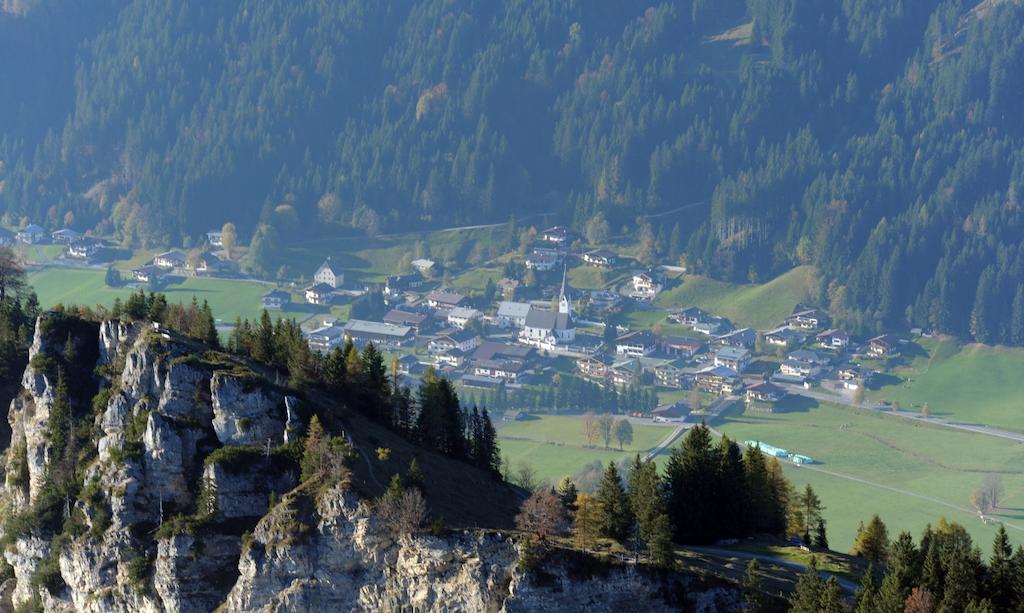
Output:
(207, 230), (224, 247)
(306, 325), (346, 353)
(429, 329), (478, 354)
(615, 330), (658, 358)
(714, 346), (751, 372)
(525, 249), (559, 271)
(496, 301), (533, 328)
(447, 307), (481, 329)
(411, 258), (436, 274)
(313, 257), (344, 289)
(631, 272), (662, 299)
(305, 282), (334, 305)
(154, 250), (188, 269)
(16, 224), (45, 244)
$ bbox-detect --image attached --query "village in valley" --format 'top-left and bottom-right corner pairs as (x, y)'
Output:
(10, 216), (1023, 550)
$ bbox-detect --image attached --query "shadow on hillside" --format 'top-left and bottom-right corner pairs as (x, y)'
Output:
(867, 373), (902, 392)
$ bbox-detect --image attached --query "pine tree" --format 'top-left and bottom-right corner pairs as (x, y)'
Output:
(716, 436), (746, 538)
(789, 556), (825, 613)
(921, 536), (945, 603)
(877, 531), (919, 613)
(852, 514), (889, 564)
(854, 563), (878, 613)
(664, 422), (721, 543)
(300, 415), (326, 481)
(595, 462), (632, 541)
(646, 512), (674, 569)
(405, 458), (425, 492)
(820, 576), (845, 613)
(627, 454), (663, 547)
(986, 524), (1014, 611)
(813, 519), (829, 550)
(556, 476), (578, 512)
(940, 541), (978, 613)
(742, 559), (764, 612)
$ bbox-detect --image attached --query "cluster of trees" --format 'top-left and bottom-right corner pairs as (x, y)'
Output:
(0, 248), (39, 383)
(111, 290), (219, 348)
(461, 372), (658, 415)
(227, 311), (501, 476)
(516, 424), (815, 573)
(841, 516), (1024, 613)
(5, 1), (1024, 342)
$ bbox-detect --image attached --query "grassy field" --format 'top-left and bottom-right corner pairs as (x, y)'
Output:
(273, 225), (512, 284)
(868, 337), (1024, 433)
(712, 401), (1024, 551)
(28, 267), (316, 324)
(656, 265), (817, 330)
(496, 415), (676, 485)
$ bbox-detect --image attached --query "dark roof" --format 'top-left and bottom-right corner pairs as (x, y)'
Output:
(317, 257), (341, 275)
(473, 341), (533, 361)
(306, 282), (334, 294)
(584, 249), (617, 259)
(383, 309), (427, 326)
(427, 290), (467, 305)
(615, 330), (658, 346)
(748, 381), (785, 396)
(436, 328), (477, 343)
(524, 309), (573, 330)
(262, 289), (290, 300)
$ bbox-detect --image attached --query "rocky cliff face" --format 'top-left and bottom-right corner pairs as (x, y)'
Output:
(0, 316), (741, 611)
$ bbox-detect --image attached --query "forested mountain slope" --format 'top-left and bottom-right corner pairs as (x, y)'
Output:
(1, 0), (1024, 341)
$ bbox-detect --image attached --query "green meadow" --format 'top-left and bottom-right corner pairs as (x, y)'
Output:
(496, 414), (676, 485)
(656, 265), (817, 330)
(712, 401), (1024, 551)
(28, 268), (316, 324)
(868, 337), (1024, 433)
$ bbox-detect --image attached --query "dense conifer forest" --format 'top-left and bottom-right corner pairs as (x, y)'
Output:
(1, 0), (1023, 342)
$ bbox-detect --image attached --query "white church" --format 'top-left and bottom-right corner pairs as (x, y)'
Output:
(520, 268), (576, 350)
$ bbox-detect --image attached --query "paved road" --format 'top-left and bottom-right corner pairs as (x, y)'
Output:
(688, 546), (859, 593)
(778, 383), (1024, 444)
(643, 425), (687, 461)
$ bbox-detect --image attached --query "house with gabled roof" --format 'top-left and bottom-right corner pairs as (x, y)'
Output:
(51, 228), (81, 244)
(695, 365), (742, 395)
(261, 289), (291, 310)
(426, 290), (467, 312)
(654, 359), (690, 389)
(615, 330), (658, 358)
(746, 381), (787, 407)
(313, 257), (344, 289)
(16, 224), (45, 244)
(305, 282), (335, 306)
(541, 226), (569, 244)
(154, 250), (188, 269)
(582, 249), (617, 267)
(867, 334), (900, 358)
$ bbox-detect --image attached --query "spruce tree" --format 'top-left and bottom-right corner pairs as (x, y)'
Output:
(595, 462), (632, 541)
(854, 563), (878, 613)
(626, 454), (663, 546)
(820, 576), (845, 613)
(716, 436), (746, 538)
(556, 476), (578, 512)
(986, 524), (1014, 612)
(742, 559), (764, 612)
(664, 422), (720, 543)
(789, 556), (825, 613)
(813, 519), (829, 550)
(877, 531), (919, 613)
(940, 541), (978, 613)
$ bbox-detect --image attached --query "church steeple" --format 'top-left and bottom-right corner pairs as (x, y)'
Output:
(558, 265), (571, 315)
